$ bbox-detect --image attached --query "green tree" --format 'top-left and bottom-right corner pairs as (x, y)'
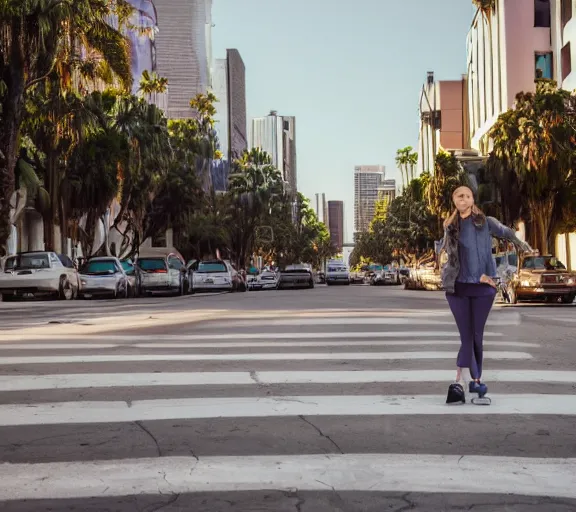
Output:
(490, 81), (576, 254)
(395, 146), (418, 190)
(0, 0), (133, 249)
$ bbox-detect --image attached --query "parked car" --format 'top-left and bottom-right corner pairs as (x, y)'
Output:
(504, 254), (576, 304)
(325, 263), (350, 285)
(136, 253), (188, 296)
(120, 258), (141, 297)
(370, 266), (401, 286)
(0, 251), (80, 301)
(189, 259), (246, 293)
(79, 257), (129, 299)
(278, 264), (315, 289)
(247, 269), (279, 290)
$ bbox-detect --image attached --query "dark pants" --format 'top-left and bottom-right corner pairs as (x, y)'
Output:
(446, 282), (496, 379)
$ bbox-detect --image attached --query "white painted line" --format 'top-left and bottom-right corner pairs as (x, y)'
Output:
(0, 351), (531, 365)
(258, 369), (576, 385)
(220, 317), (520, 327)
(1, 453), (575, 501)
(0, 394), (573, 426)
(0, 340), (539, 350)
(0, 369), (571, 391)
(0, 331), (505, 341)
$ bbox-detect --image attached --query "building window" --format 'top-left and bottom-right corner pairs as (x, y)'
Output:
(535, 0), (551, 27)
(562, 43), (572, 81)
(561, 0), (573, 28)
(535, 52), (553, 79)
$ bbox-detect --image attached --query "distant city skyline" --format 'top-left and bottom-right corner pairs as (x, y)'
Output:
(212, 0), (476, 242)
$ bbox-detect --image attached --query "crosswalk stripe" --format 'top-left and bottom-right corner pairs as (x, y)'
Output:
(0, 351), (532, 365)
(1, 453), (574, 501)
(0, 340), (539, 350)
(0, 369), (570, 391)
(0, 330), (505, 341)
(219, 316), (521, 326)
(0, 394), (572, 426)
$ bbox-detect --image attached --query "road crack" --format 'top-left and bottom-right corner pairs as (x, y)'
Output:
(394, 491), (416, 511)
(134, 421), (162, 457)
(299, 415), (344, 454)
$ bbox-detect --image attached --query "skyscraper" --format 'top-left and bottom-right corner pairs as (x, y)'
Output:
(328, 201), (344, 251)
(153, 0), (213, 119)
(314, 193), (328, 224)
(354, 165), (385, 238)
(377, 179), (396, 206)
(250, 111), (297, 194)
(212, 49), (247, 191)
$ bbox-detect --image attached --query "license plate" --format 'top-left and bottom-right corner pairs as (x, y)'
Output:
(204, 278), (214, 284)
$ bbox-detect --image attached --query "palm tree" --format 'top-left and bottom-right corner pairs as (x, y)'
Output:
(0, 0), (132, 250)
(395, 146), (419, 191)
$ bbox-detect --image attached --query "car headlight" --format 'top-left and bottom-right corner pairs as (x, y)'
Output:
(81, 280), (87, 285)
(567, 277), (575, 285)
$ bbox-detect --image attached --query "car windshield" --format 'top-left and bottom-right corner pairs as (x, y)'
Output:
(522, 256), (566, 270)
(121, 260), (134, 274)
(82, 260), (117, 275)
(196, 262), (227, 273)
(14, 253), (50, 270)
(138, 258), (166, 271)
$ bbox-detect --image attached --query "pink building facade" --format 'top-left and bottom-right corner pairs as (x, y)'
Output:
(418, 72), (469, 174)
(552, 0), (576, 90)
(467, 0), (553, 153)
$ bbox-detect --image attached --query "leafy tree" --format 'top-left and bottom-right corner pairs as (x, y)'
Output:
(395, 146), (418, 190)
(489, 81), (576, 253)
(0, 0), (133, 249)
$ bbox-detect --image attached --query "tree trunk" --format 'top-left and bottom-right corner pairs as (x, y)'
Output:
(0, 88), (25, 250)
(529, 197), (554, 255)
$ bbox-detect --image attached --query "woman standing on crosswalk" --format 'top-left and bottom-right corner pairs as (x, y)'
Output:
(438, 184), (532, 405)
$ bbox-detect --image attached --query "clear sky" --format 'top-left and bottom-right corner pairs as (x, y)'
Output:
(212, 0), (477, 243)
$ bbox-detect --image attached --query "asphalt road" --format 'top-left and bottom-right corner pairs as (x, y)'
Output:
(0, 284), (575, 511)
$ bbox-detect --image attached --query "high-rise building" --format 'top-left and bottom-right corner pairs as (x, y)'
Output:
(250, 111), (297, 194)
(328, 201), (344, 251)
(212, 49), (247, 191)
(552, 0), (575, 91)
(314, 193), (328, 224)
(153, 0), (213, 119)
(467, 0), (552, 153)
(354, 165), (385, 237)
(377, 179), (397, 206)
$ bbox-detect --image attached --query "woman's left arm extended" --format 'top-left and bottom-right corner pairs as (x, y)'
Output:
(487, 217), (532, 252)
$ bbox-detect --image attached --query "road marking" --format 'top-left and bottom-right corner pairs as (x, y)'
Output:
(1, 453), (574, 500)
(0, 369), (571, 391)
(0, 351), (531, 365)
(216, 316), (520, 326)
(0, 340), (538, 350)
(0, 394), (570, 426)
(0, 331), (504, 341)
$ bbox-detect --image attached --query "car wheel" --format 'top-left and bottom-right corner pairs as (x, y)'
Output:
(561, 294), (575, 304)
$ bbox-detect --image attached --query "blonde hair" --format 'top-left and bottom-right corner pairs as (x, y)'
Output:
(443, 185), (486, 229)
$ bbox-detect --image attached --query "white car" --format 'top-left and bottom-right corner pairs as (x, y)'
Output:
(136, 253), (188, 296)
(0, 251), (80, 301)
(79, 257), (130, 299)
(248, 270), (279, 290)
(190, 259), (246, 293)
(325, 264), (350, 285)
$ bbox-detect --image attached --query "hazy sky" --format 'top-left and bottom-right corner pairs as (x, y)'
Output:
(212, 0), (477, 242)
